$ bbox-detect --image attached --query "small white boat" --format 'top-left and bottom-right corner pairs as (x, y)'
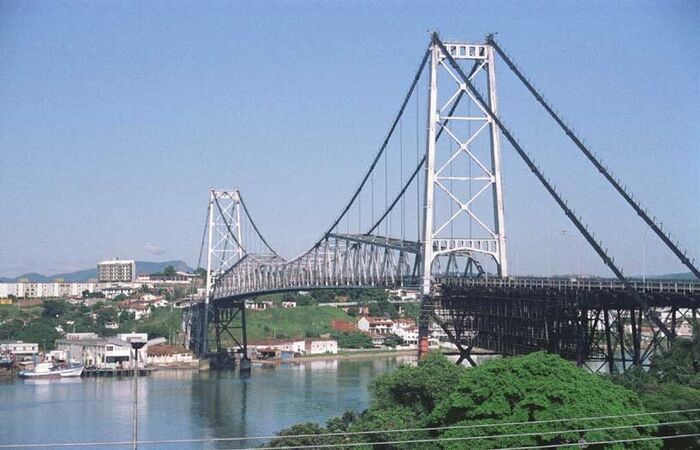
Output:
(18, 362), (83, 379)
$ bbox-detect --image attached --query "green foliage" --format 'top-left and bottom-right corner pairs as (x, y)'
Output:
(163, 265), (176, 276)
(269, 352), (660, 449)
(113, 294), (128, 302)
(42, 300), (68, 318)
(639, 382), (700, 438)
(332, 331), (374, 349)
(383, 334), (404, 348)
(399, 303), (420, 322)
(266, 422), (347, 448)
(371, 352), (462, 416)
(429, 352), (659, 449)
(240, 306), (353, 341)
(648, 332), (700, 389)
(17, 320), (61, 350)
(120, 307), (181, 339)
(609, 323), (700, 448)
(118, 310), (135, 323)
(82, 290), (104, 299)
(368, 297), (398, 319)
(0, 319), (24, 340)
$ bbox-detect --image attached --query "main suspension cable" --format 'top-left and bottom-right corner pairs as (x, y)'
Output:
(321, 46), (430, 241)
(237, 190), (280, 257)
(487, 35), (699, 280)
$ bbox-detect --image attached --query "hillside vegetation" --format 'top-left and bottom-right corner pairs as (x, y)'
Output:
(235, 306), (353, 341)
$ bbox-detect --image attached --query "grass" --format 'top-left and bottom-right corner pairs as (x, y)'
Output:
(225, 306), (354, 342)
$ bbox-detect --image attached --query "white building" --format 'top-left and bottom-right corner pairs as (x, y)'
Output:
(247, 339), (307, 356)
(56, 333), (149, 368)
(247, 338), (338, 357)
(101, 285), (135, 299)
(0, 341), (39, 357)
(391, 318), (416, 335)
(98, 259), (136, 282)
(146, 344), (196, 366)
(357, 316), (394, 335)
(0, 281), (100, 299)
(306, 339), (338, 355)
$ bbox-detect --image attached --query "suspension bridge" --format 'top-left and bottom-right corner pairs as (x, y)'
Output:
(184, 33), (699, 372)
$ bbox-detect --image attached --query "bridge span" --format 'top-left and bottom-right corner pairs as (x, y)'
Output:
(185, 33), (699, 372)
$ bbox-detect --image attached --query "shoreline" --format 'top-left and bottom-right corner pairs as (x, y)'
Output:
(252, 348), (418, 365)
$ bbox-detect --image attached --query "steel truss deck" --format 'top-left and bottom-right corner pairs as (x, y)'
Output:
(435, 283), (698, 372)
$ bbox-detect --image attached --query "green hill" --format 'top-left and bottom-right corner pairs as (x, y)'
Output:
(243, 306), (353, 341)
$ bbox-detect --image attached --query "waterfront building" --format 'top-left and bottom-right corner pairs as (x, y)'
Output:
(97, 259), (135, 282)
(247, 338), (338, 358)
(306, 338), (338, 355)
(146, 344), (196, 366)
(56, 333), (150, 368)
(0, 341), (39, 358)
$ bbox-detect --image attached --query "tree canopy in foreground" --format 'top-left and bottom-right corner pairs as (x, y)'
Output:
(266, 352), (662, 449)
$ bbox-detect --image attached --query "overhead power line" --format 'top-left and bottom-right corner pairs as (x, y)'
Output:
(3, 409), (698, 449)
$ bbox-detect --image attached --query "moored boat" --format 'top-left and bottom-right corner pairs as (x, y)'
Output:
(18, 362), (83, 379)
(0, 355), (13, 369)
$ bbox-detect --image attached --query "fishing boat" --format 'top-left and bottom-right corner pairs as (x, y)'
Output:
(18, 361), (83, 379)
(0, 355), (13, 369)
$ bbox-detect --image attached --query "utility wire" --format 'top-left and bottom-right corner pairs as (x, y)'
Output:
(493, 432), (700, 450)
(4, 408), (698, 448)
(243, 419), (700, 450)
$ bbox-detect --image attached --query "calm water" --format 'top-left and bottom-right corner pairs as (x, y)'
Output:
(0, 356), (415, 449)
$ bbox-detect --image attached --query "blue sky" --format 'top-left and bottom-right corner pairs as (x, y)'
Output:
(0, 1), (698, 277)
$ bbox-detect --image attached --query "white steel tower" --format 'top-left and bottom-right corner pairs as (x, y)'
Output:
(422, 39), (508, 297)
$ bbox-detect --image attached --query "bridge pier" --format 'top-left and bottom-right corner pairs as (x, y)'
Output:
(186, 299), (250, 372)
(417, 294), (433, 359)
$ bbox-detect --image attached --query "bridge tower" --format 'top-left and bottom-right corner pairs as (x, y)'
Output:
(420, 39), (508, 355)
(191, 189), (249, 368)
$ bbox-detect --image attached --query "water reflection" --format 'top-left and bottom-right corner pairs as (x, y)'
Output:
(0, 356), (412, 449)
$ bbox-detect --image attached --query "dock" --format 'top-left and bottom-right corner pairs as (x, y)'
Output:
(82, 368), (155, 377)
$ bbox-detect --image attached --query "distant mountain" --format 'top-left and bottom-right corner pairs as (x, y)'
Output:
(134, 260), (194, 276)
(0, 260), (195, 283)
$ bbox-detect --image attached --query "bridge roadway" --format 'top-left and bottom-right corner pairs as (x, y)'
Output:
(206, 274), (700, 303)
(188, 275), (699, 371)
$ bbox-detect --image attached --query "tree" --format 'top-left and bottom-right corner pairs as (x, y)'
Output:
(95, 306), (118, 325)
(119, 310), (135, 323)
(42, 300), (68, 319)
(0, 319), (24, 340)
(647, 329), (700, 389)
(163, 265), (177, 276)
(332, 331), (373, 349)
(610, 322), (700, 448)
(17, 320), (61, 350)
(266, 423), (338, 448)
(383, 334), (404, 348)
(194, 267), (207, 279)
(429, 352), (660, 449)
(113, 294), (127, 303)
